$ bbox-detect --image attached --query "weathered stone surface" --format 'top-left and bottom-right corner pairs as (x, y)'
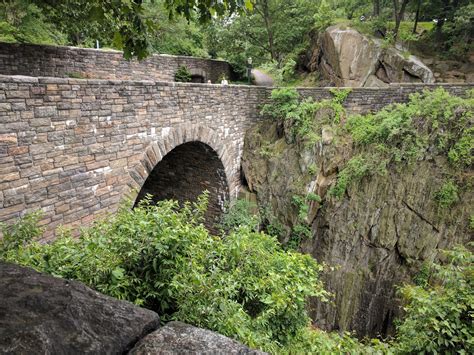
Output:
(0, 261), (160, 354)
(364, 75), (388, 88)
(381, 47), (434, 83)
(320, 26), (382, 87)
(0, 42), (232, 84)
(241, 118), (473, 338)
(303, 25), (435, 87)
(0, 43), (471, 238)
(129, 321), (265, 355)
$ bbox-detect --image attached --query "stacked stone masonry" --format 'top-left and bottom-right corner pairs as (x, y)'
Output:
(0, 42), (232, 83)
(0, 44), (472, 237)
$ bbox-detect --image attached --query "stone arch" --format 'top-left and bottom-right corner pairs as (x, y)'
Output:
(127, 125), (236, 227)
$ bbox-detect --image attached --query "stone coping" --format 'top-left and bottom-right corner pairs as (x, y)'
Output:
(0, 41), (229, 63)
(0, 74), (472, 90)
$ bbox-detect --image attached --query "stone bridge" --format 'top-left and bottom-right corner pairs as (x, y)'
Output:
(0, 43), (471, 238)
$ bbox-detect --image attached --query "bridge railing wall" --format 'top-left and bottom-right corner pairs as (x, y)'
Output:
(0, 42), (231, 83)
(0, 75), (472, 238)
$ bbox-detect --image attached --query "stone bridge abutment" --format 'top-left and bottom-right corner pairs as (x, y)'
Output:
(0, 44), (472, 238)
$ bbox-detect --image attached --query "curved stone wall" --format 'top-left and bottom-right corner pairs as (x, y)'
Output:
(0, 42), (231, 83)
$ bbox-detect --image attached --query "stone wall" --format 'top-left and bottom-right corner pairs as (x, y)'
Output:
(0, 42), (232, 83)
(0, 73), (472, 237)
(0, 75), (264, 239)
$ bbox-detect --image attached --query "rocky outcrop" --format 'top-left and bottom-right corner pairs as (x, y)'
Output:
(129, 321), (265, 355)
(421, 57), (474, 83)
(241, 119), (473, 337)
(0, 261), (160, 354)
(303, 25), (435, 87)
(0, 262), (265, 354)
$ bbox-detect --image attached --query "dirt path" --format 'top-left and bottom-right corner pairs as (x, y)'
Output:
(251, 69), (275, 86)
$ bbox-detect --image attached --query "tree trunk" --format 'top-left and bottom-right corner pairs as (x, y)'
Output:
(261, 0), (277, 62)
(373, 0), (380, 16)
(435, 0), (450, 40)
(413, 0), (422, 34)
(393, 0), (410, 39)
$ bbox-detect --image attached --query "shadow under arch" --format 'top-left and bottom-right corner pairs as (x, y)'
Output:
(128, 125), (233, 230)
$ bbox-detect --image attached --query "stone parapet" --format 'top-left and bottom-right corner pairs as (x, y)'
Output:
(0, 42), (231, 83)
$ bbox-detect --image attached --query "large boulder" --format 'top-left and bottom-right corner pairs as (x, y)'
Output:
(304, 25), (435, 87)
(0, 262), (160, 354)
(381, 47), (434, 83)
(319, 26), (382, 87)
(129, 321), (265, 355)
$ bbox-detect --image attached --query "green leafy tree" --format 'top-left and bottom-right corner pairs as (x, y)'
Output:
(0, 0), (66, 44)
(205, 0), (318, 72)
(2, 0), (253, 58)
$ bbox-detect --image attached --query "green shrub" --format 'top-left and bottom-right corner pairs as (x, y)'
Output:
(171, 226), (328, 350)
(448, 127), (473, 168)
(217, 199), (260, 233)
(0, 211), (43, 258)
(329, 155), (387, 199)
(174, 65), (192, 82)
(346, 88), (473, 166)
(394, 244), (474, 354)
(330, 88), (473, 198)
(0, 194), (334, 352)
(260, 87), (300, 121)
(434, 180), (460, 209)
(261, 87), (351, 144)
(313, 0), (336, 32)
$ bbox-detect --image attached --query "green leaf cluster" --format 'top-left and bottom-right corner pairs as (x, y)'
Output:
(261, 88), (351, 145)
(313, 0), (336, 32)
(174, 65), (192, 82)
(434, 180), (460, 209)
(331, 88), (473, 198)
(217, 198), (260, 233)
(394, 244), (474, 353)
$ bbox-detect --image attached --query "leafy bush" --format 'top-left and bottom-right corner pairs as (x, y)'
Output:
(286, 327), (390, 354)
(0, 211), (43, 258)
(171, 226), (328, 350)
(448, 127), (473, 169)
(217, 199), (260, 233)
(313, 0), (336, 32)
(347, 88), (473, 166)
(0, 194), (336, 352)
(434, 180), (460, 209)
(329, 88), (352, 123)
(260, 87), (300, 121)
(261, 88), (352, 145)
(331, 88), (474, 197)
(174, 65), (192, 82)
(394, 244), (474, 353)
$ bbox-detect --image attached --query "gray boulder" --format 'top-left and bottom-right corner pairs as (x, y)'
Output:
(0, 262), (160, 354)
(129, 321), (265, 355)
(306, 25), (435, 87)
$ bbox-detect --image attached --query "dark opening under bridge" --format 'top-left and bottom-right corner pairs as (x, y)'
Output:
(0, 43), (471, 238)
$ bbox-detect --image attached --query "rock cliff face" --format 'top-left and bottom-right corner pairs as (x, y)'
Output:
(303, 25), (435, 87)
(241, 119), (472, 337)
